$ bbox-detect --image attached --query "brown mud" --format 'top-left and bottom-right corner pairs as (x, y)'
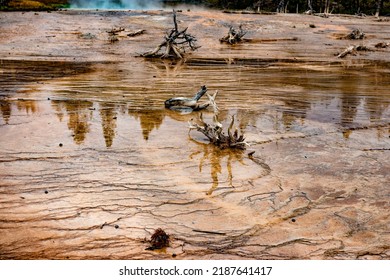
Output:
(0, 9), (389, 259)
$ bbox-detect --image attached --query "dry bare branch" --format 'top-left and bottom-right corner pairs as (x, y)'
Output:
(188, 89), (247, 150)
(337, 44), (371, 58)
(141, 10), (199, 59)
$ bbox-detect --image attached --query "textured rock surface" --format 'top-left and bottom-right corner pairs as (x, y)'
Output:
(0, 10), (389, 259)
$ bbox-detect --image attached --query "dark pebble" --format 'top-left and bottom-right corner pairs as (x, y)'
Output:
(115, 225), (119, 229)
(59, 143), (63, 147)
(172, 253), (177, 258)
(44, 190), (49, 194)
(292, 218), (296, 223)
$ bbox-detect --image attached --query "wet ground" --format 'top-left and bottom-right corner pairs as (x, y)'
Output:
(0, 9), (389, 259)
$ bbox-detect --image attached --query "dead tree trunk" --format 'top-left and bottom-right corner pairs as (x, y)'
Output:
(324, 0), (331, 14)
(220, 26), (247, 45)
(306, 0), (314, 14)
(141, 10), (199, 59)
(277, 0), (284, 13)
(375, 0), (382, 17)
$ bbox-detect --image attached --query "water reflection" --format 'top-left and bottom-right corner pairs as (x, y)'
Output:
(100, 103), (118, 147)
(189, 142), (245, 195)
(1, 60), (390, 145)
(132, 110), (164, 141)
(0, 100), (11, 124)
(52, 100), (93, 144)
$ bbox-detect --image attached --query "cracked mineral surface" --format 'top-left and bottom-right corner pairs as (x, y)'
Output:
(0, 9), (389, 259)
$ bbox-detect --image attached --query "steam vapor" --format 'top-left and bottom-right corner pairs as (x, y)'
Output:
(70, 0), (164, 9)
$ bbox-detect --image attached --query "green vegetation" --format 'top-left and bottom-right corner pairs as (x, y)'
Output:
(0, 0), (69, 11)
(0, 0), (389, 16)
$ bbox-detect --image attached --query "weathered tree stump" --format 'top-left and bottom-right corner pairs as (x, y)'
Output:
(375, 42), (390, 48)
(344, 29), (365, 40)
(220, 26), (247, 45)
(141, 10), (199, 59)
(189, 90), (247, 150)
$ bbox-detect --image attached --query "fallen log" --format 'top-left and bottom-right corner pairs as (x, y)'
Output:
(127, 29), (145, 37)
(165, 85), (209, 111)
(337, 45), (371, 58)
(107, 27), (125, 36)
(375, 42), (390, 48)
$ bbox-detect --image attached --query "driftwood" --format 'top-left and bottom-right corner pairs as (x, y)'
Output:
(107, 27), (125, 36)
(337, 45), (371, 58)
(344, 29), (365, 40)
(141, 10), (199, 59)
(107, 27), (145, 43)
(127, 29), (145, 37)
(189, 91), (247, 150)
(164, 85), (210, 111)
(220, 26), (247, 45)
(107, 28), (121, 43)
(375, 42), (390, 48)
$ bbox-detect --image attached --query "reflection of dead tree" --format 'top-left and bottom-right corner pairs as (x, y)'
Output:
(141, 10), (199, 59)
(220, 26), (246, 45)
(189, 141), (245, 195)
(337, 45), (371, 58)
(189, 91), (247, 150)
